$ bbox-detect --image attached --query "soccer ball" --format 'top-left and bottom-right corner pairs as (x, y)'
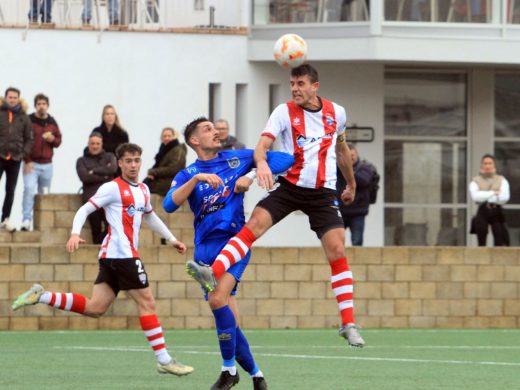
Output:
(273, 34), (307, 69)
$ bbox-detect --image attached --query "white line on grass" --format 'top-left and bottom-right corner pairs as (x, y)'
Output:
(54, 346), (520, 367)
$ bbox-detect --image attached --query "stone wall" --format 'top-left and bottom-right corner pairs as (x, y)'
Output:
(1, 195), (519, 330)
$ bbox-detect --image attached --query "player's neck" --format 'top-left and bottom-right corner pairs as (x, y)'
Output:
(197, 149), (219, 161)
(121, 174), (138, 185)
(301, 96), (321, 111)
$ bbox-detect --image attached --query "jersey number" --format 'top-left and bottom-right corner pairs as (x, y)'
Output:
(135, 259), (144, 273)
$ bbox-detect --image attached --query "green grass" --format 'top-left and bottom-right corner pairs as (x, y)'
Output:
(1, 329), (519, 389)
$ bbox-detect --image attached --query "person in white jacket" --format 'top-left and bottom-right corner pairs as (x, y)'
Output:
(469, 154), (510, 246)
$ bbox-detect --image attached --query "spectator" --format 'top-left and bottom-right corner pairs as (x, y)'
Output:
(143, 127), (187, 197)
(91, 104), (129, 155)
(215, 119), (246, 150)
(469, 154), (510, 246)
(28, 0), (53, 24)
(336, 143), (375, 246)
(21, 94), (62, 231)
(76, 132), (117, 244)
(82, 0), (120, 25)
(0, 87), (33, 232)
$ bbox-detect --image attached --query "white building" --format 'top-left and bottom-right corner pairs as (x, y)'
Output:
(0, 0), (519, 247)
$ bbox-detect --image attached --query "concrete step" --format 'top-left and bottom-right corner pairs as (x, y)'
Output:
(0, 230), (42, 243)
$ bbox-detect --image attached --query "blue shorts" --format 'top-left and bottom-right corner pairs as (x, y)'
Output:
(194, 234), (251, 299)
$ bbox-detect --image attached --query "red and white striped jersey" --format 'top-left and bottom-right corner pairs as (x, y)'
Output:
(261, 97), (347, 190)
(89, 177), (153, 259)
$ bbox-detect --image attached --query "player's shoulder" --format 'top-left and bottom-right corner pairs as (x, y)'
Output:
(98, 180), (119, 192)
(219, 149), (254, 160)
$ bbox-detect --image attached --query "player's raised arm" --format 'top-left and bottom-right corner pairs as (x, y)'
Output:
(254, 135), (275, 190)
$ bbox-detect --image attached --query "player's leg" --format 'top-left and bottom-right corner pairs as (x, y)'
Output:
(320, 227), (364, 347)
(228, 296), (267, 390)
(12, 282), (114, 317)
(127, 286), (193, 376)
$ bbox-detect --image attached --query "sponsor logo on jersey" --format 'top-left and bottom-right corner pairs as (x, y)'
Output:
(123, 190), (131, 197)
(293, 117), (301, 126)
(227, 157), (240, 169)
(296, 133), (333, 148)
(127, 204), (146, 216)
(325, 114), (335, 126)
(187, 166), (197, 174)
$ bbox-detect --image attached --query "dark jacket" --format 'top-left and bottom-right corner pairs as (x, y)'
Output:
(28, 113), (62, 164)
(147, 141), (187, 196)
(337, 159), (374, 218)
(92, 123), (129, 155)
(220, 135), (245, 150)
(0, 98), (33, 162)
(76, 149), (118, 201)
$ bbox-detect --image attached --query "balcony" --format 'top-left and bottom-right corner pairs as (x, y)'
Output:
(249, 1), (520, 65)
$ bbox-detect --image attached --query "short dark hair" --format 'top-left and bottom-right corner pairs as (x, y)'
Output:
(347, 143), (356, 151)
(5, 87), (20, 97)
(291, 64), (319, 84)
(481, 154), (496, 163)
(115, 143), (142, 160)
(89, 131), (103, 140)
(184, 116), (209, 148)
(34, 93), (49, 106)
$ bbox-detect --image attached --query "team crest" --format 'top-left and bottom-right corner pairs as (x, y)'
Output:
(227, 157), (240, 169)
(139, 273), (147, 285)
(127, 204), (136, 216)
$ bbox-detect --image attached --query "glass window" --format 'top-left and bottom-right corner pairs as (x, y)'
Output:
(384, 71), (468, 246)
(495, 74), (520, 137)
(385, 73), (466, 137)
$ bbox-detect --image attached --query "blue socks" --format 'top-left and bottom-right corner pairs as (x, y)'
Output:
(235, 326), (259, 376)
(213, 306), (237, 368)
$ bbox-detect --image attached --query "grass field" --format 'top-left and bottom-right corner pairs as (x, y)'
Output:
(1, 329), (519, 389)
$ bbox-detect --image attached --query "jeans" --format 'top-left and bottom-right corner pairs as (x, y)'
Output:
(0, 158), (22, 222)
(28, 0), (53, 22)
(343, 215), (366, 246)
(22, 162), (53, 222)
(82, 0), (120, 23)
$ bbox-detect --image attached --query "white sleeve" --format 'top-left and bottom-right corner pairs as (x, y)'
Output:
(335, 104), (347, 134)
(89, 182), (118, 209)
(143, 211), (175, 241)
(469, 181), (495, 203)
(71, 202), (97, 235)
(261, 104), (289, 140)
(141, 183), (153, 213)
(494, 178), (510, 205)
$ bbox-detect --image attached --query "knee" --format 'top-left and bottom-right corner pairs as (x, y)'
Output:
(208, 291), (227, 310)
(86, 305), (108, 318)
(329, 242), (346, 260)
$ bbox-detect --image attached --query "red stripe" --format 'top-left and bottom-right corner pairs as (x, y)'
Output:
(229, 239), (246, 258)
(336, 293), (353, 302)
(285, 102), (306, 185)
(70, 293), (86, 313)
(88, 199), (100, 209)
(316, 98), (336, 188)
(138, 183), (150, 212)
(115, 178), (139, 258)
(58, 293), (67, 310)
(49, 292), (56, 306)
(148, 332), (163, 342)
(332, 279), (352, 289)
(100, 225), (111, 259)
(261, 132), (276, 140)
(330, 257), (349, 274)
(220, 250), (236, 266)
(152, 343), (166, 351)
(139, 314), (159, 330)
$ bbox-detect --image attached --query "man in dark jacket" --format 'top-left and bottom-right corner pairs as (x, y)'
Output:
(21, 93), (62, 231)
(215, 119), (245, 150)
(144, 127), (187, 196)
(336, 143), (375, 246)
(0, 87), (33, 232)
(76, 132), (117, 244)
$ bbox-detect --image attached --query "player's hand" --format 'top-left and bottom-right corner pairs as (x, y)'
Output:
(234, 176), (253, 193)
(256, 160), (274, 190)
(341, 185), (356, 205)
(66, 234), (85, 253)
(196, 173), (224, 189)
(168, 238), (187, 254)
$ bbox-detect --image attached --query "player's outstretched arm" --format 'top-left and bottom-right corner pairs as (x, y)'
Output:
(66, 202), (96, 252)
(336, 139), (356, 205)
(143, 211), (186, 254)
(254, 136), (276, 190)
(265, 151), (294, 174)
(164, 173), (224, 213)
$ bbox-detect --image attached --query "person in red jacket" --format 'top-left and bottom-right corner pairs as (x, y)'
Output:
(21, 93), (62, 231)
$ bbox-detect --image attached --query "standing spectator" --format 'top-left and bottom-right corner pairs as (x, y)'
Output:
(91, 105), (128, 155)
(82, 0), (120, 25)
(21, 94), (62, 231)
(144, 127), (187, 197)
(336, 143), (375, 246)
(215, 119), (246, 150)
(76, 132), (117, 244)
(469, 154), (510, 246)
(28, 0), (53, 23)
(0, 87), (33, 232)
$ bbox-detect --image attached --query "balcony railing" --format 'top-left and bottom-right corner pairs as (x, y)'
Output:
(253, 0), (520, 25)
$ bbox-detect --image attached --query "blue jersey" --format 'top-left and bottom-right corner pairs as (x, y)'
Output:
(164, 149), (293, 246)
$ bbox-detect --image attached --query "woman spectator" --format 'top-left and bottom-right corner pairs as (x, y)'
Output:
(469, 154), (510, 246)
(144, 127), (187, 196)
(91, 105), (129, 155)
